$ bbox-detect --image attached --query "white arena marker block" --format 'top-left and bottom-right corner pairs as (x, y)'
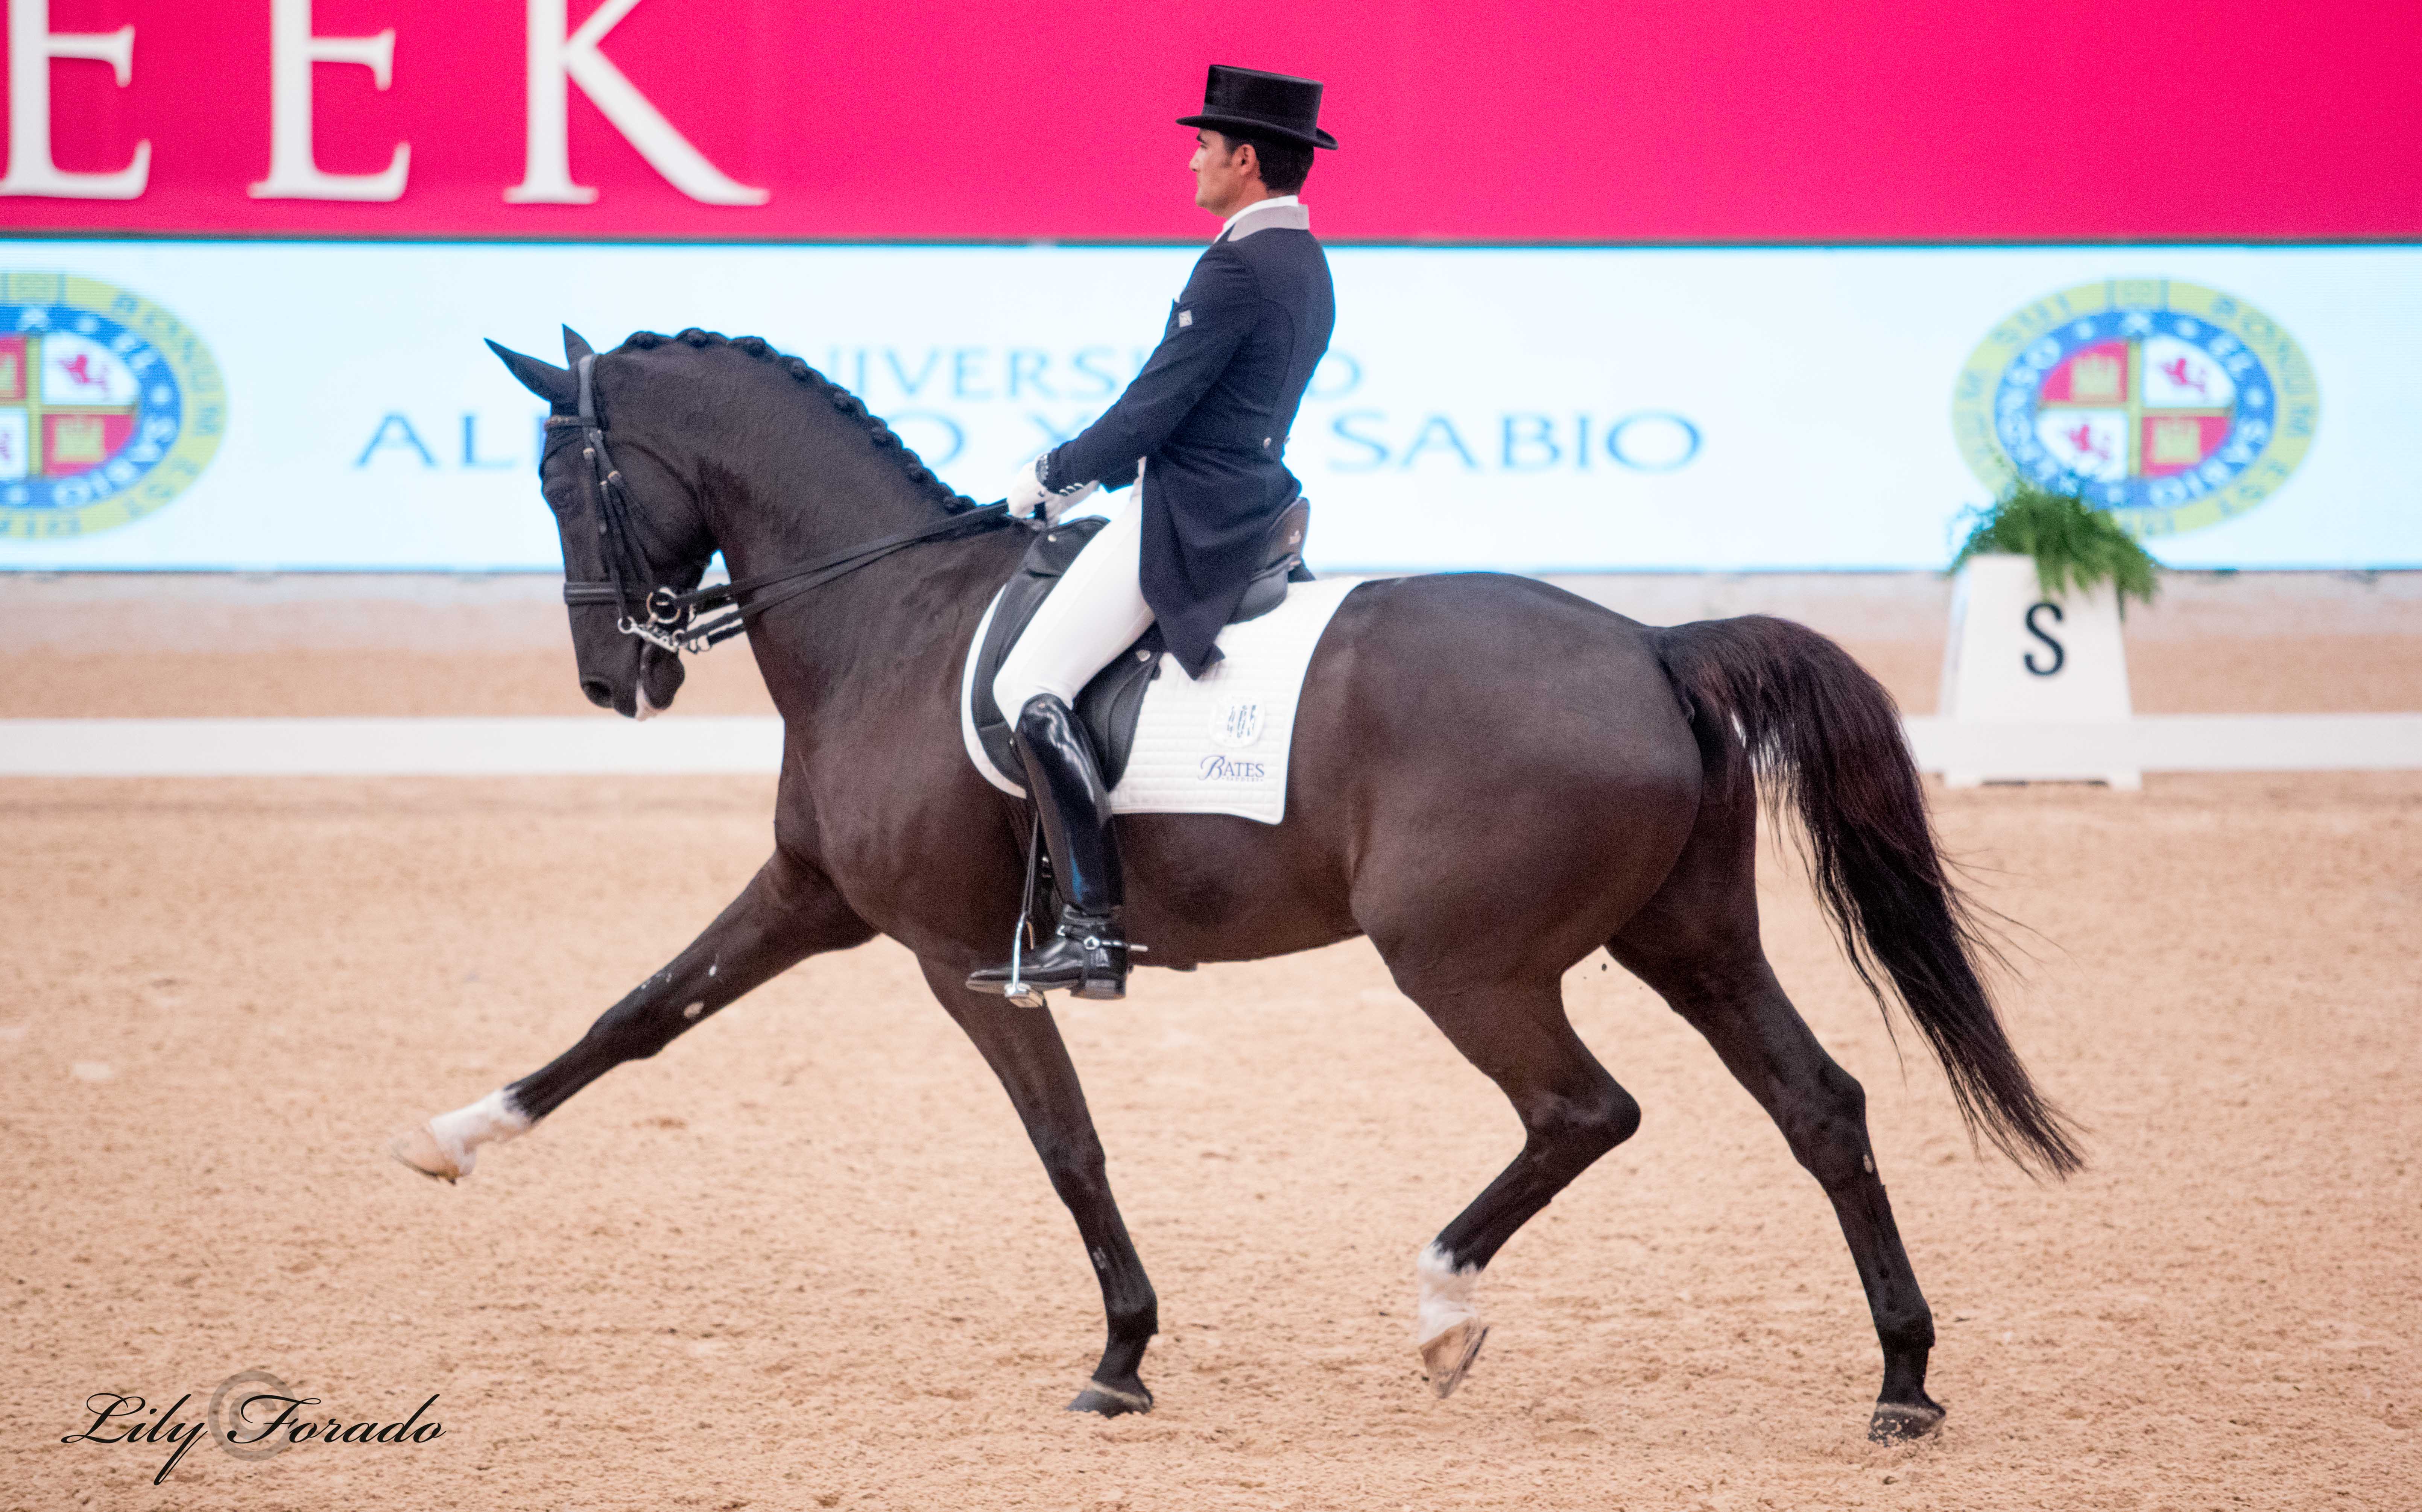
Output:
(1937, 553), (2139, 789)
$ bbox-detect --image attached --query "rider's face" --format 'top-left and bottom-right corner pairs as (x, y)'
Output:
(1189, 131), (1260, 217)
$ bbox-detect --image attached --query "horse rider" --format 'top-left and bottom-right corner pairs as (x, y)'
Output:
(965, 64), (1339, 1003)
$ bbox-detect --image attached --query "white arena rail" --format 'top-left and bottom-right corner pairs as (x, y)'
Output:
(2, 714), (2421, 778)
(0, 717), (787, 776)
(1900, 715), (2422, 779)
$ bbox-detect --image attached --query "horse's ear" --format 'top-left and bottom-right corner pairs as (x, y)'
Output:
(486, 339), (576, 407)
(561, 325), (595, 366)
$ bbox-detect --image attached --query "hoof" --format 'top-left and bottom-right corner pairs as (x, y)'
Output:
(387, 1123), (464, 1184)
(1067, 1378), (1152, 1416)
(1868, 1397), (1946, 1442)
(1419, 1321), (1489, 1399)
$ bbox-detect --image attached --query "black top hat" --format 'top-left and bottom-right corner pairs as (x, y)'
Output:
(1177, 64), (1337, 150)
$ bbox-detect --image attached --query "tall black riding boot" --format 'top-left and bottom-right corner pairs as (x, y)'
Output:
(965, 693), (1130, 1001)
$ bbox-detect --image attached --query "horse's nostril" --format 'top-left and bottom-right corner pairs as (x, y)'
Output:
(580, 678), (614, 708)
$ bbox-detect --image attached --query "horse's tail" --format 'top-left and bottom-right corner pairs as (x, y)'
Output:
(1653, 614), (2083, 1178)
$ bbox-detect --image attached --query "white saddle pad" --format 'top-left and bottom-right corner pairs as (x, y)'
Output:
(961, 577), (1365, 824)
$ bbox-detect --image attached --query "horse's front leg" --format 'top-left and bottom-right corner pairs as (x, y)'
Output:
(390, 847), (873, 1181)
(917, 958), (1159, 1416)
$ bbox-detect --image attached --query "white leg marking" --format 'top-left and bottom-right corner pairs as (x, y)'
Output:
(422, 1087), (532, 1178)
(1415, 1243), (1481, 1345)
(1415, 1243), (1490, 1398)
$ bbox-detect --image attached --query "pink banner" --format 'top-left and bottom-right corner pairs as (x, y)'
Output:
(2, 0), (2416, 242)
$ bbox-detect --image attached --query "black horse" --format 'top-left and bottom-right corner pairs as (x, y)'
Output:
(395, 325), (2078, 1441)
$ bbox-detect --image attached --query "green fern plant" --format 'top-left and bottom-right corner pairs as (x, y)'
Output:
(1950, 480), (2161, 609)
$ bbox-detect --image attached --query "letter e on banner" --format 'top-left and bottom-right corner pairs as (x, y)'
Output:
(251, 0), (410, 201)
(1, 0), (150, 199)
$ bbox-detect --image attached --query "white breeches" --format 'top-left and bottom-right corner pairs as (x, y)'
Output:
(992, 505), (1157, 714)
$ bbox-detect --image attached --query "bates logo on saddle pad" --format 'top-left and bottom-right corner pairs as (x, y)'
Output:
(962, 577), (1363, 825)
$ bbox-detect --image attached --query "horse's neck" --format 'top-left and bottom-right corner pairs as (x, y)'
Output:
(708, 454), (943, 584)
(668, 380), (998, 732)
(698, 434), (1005, 726)
(740, 531), (1010, 737)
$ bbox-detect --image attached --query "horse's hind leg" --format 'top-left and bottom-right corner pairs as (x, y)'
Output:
(1608, 803), (1943, 1441)
(390, 847), (873, 1181)
(1385, 970), (1642, 1398)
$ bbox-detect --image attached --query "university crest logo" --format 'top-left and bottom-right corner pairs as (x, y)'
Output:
(0, 272), (225, 540)
(1951, 279), (2317, 537)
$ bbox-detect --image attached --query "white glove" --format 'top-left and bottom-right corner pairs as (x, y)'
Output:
(1003, 456), (1051, 518)
(1002, 455), (1099, 523)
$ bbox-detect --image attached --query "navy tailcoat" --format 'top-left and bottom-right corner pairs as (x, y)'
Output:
(1042, 207), (1335, 678)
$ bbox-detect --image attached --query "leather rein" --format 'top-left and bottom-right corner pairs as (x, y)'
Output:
(552, 353), (1014, 656)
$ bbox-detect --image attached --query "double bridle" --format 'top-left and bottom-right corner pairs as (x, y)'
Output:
(552, 353), (1015, 656)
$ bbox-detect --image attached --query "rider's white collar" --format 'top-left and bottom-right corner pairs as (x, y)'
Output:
(1219, 194), (1303, 237)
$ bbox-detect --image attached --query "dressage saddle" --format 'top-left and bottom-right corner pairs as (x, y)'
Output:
(967, 498), (1313, 791)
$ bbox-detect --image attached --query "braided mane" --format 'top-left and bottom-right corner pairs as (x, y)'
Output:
(620, 327), (980, 514)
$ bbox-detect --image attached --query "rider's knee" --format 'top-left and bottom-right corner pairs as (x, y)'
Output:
(991, 660), (1054, 722)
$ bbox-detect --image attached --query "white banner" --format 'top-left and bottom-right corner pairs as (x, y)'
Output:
(0, 242), (2413, 571)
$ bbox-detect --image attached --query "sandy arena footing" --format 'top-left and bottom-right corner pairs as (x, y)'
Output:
(3, 770), (2417, 1510)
